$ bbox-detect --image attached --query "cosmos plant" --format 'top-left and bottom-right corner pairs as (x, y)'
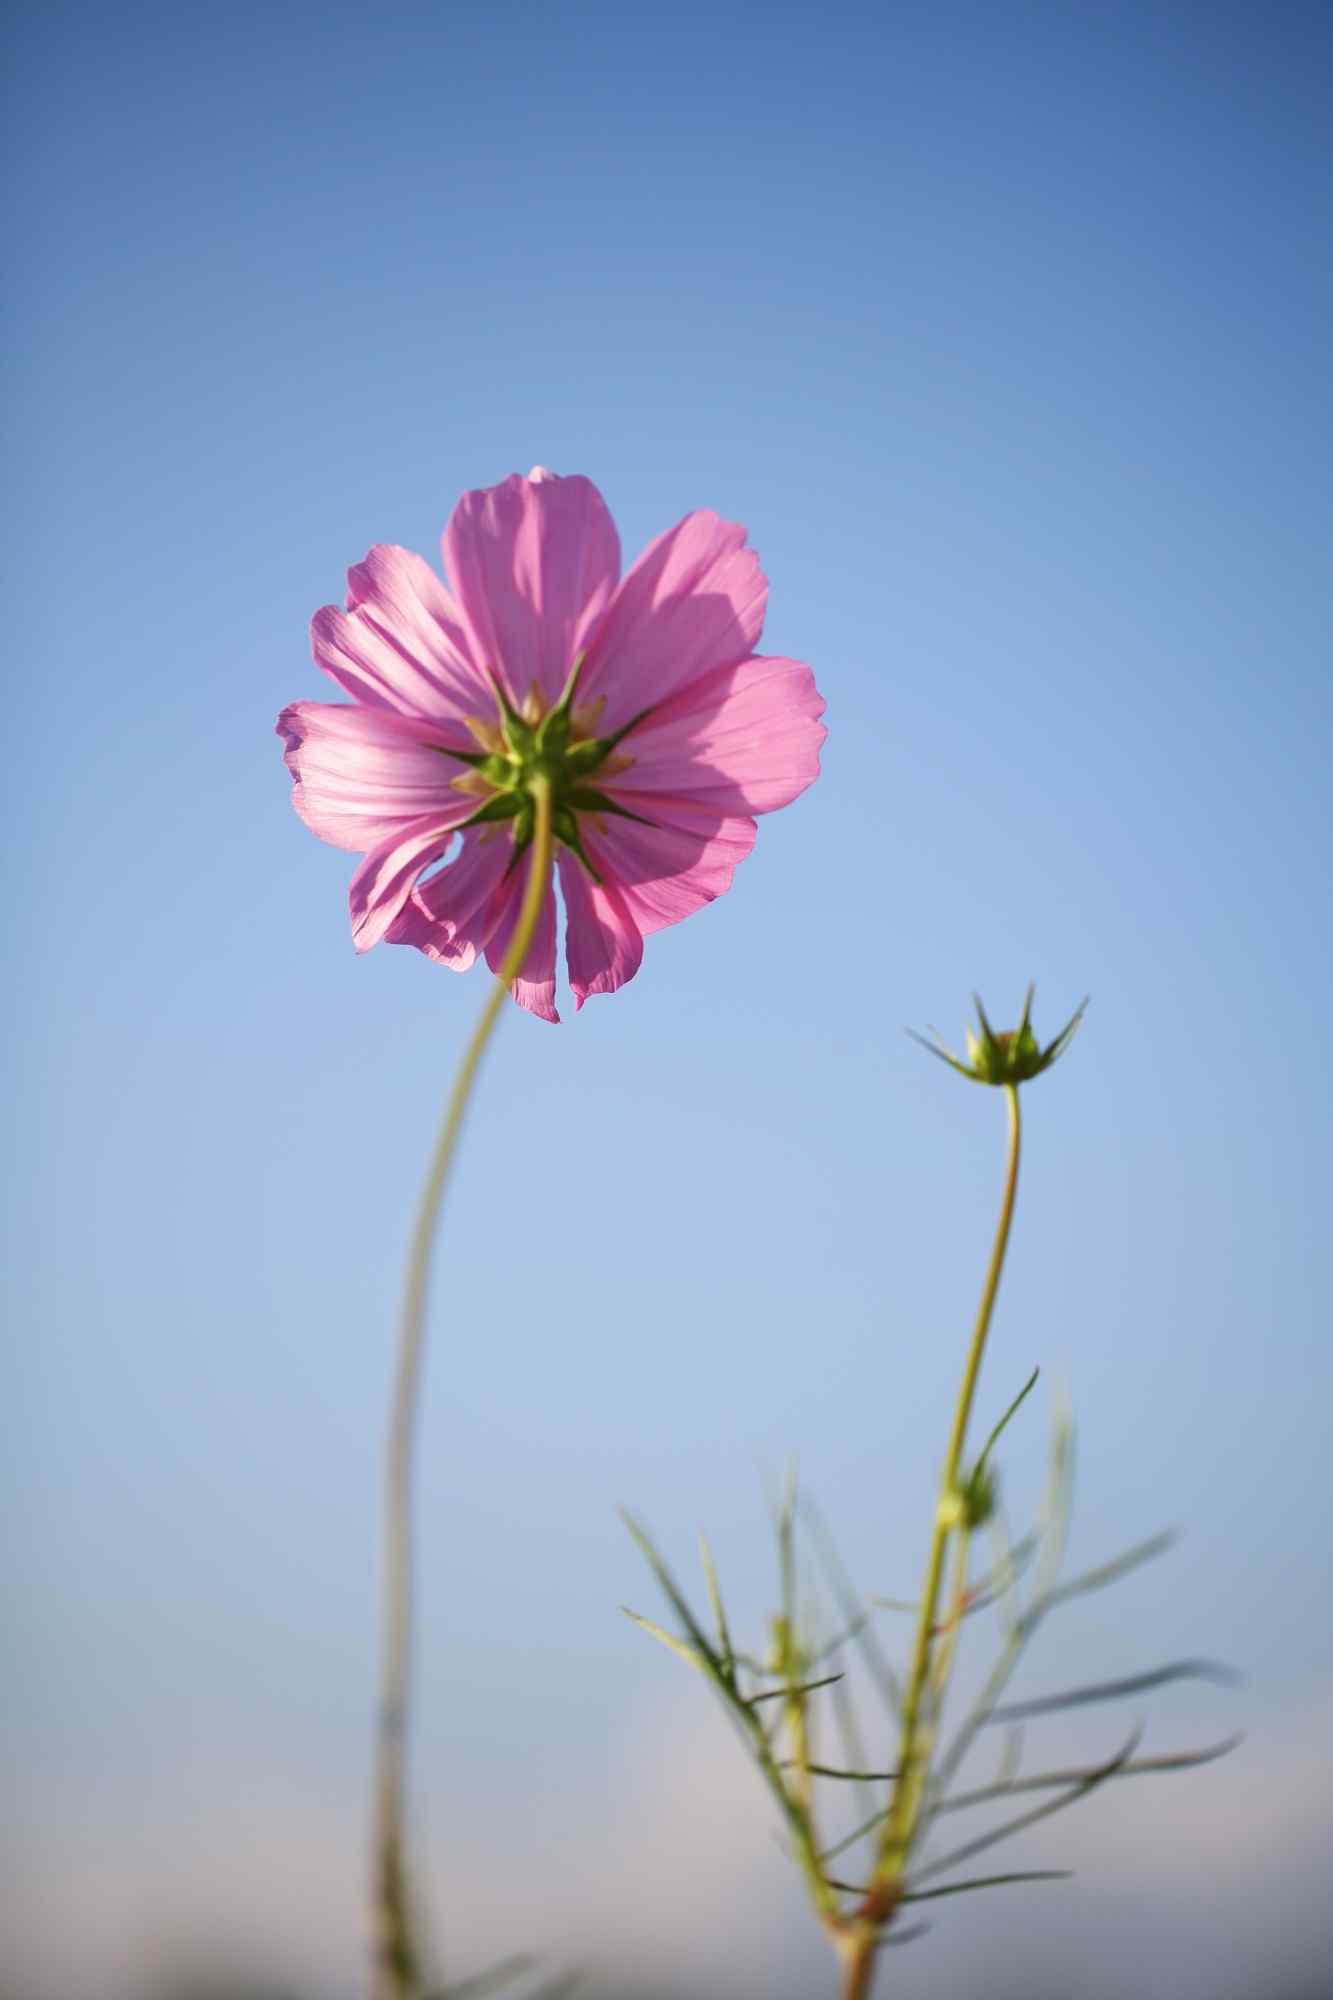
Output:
(278, 471), (1227, 2000)
(626, 992), (1235, 1998)
(278, 466), (826, 1996)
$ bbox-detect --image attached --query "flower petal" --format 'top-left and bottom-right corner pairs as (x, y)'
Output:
(483, 868), (560, 1022)
(578, 510), (768, 728)
(583, 795), (758, 937)
(442, 470), (620, 709)
(312, 545), (490, 722)
(348, 810), (479, 953)
(277, 700), (475, 852)
(558, 851), (645, 1008)
(609, 655), (826, 814)
(385, 827), (515, 971)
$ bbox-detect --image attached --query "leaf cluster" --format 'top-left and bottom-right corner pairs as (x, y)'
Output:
(624, 1402), (1236, 1946)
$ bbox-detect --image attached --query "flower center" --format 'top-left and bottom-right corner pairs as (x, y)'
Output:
(437, 658), (650, 882)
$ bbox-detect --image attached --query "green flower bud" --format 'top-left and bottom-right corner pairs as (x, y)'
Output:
(911, 986), (1087, 1088)
(960, 1460), (998, 1528)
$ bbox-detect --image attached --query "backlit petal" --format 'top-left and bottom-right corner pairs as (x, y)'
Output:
(277, 700), (472, 852)
(312, 545), (490, 722)
(385, 827), (515, 971)
(578, 510), (767, 728)
(558, 851), (644, 1007)
(483, 869), (560, 1022)
(348, 808), (478, 953)
(583, 795), (758, 936)
(608, 654), (826, 814)
(442, 470), (620, 709)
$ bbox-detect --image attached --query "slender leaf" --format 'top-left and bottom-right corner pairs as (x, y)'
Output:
(826, 1869), (1070, 1901)
(620, 1608), (706, 1674)
(620, 1513), (725, 1681)
(697, 1530), (734, 1679)
(975, 1367), (1041, 1479)
(937, 1735), (1241, 1815)
(988, 1660), (1236, 1725)
(820, 1801), (891, 1864)
(901, 1870), (1072, 1903)
(796, 1762), (898, 1782)
(428, 1957), (535, 2000)
(802, 1497), (903, 1717)
(748, 1673), (844, 1706)
(914, 1730), (1142, 1885)
(1044, 1530), (1176, 1608)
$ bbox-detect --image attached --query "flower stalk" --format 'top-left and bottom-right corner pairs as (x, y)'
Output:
(371, 775), (555, 2000)
(842, 1082), (1022, 1994)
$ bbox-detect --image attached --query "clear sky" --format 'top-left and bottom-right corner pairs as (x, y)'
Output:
(6, 4), (1331, 1997)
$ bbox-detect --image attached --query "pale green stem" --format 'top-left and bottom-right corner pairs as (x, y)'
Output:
(370, 778), (555, 2000)
(845, 1083), (1022, 1992)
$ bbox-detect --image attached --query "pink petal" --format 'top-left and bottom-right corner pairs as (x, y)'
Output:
(583, 795), (758, 937)
(606, 654), (826, 815)
(483, 868), (560, 1022)
(348, 808), (480, 953)
(442, 470), (620, 709)
(558, 851), (645, 1008)
(578, 510), (768, 728)
(312, 545), (491, 722)
(385, 827), (515, 971)
(277, 700), (475, 852)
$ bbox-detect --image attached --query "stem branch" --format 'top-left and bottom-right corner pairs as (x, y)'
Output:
(854, 1083), (1023, 1976)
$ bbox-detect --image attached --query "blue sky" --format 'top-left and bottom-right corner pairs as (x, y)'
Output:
(7, 4), (1332, 1996)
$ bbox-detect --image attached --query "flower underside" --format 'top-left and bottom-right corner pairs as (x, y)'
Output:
(441, 654), (651, 884)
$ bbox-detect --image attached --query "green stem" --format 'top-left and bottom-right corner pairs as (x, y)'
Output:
(866, 1084), (1023, 1914)
(370, 778), (555, 2000)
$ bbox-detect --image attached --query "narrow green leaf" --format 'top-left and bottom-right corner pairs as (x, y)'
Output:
(698, 1530), (734, 1679)
(621, 1607), (707, 1673)
(619, 1511), (722, 1676)
(988, 1659), (1236, 1725)
(747, 1672), (844, 1706)
(1045, 1530), (1177, 1608)
(428, 1955), (536, 2000)
(975, 1367), (1041, 1479)
(811, 1613), (868, 1667)
(792, 1762), (898, 1782)
(883, 1920), (932, 1947)
(914, 1730), (1142, 1884)
(819, 1800), (891, 1863)
(937, 1734), (1241, 1816)
(901, 1870), (1072, 1903)
(993, 1724), (1024, 1789)
(802, 1497), (903, 1718)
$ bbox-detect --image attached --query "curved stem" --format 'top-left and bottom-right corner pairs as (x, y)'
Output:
(864, 1085), (1023, 1926)
(370, 779), (555, 2000)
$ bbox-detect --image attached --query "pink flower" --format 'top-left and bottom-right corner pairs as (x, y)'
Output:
(277, 468), (826, 1021)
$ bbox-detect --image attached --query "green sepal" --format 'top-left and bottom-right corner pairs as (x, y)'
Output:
(567, 786), (655, 825)
(538, 707), (571, 758)
(551, 805), (604, 883)
(562, 738), (614, 779)
(465, 791), (524, 828)
(484, 668), (537, 756)
(911, 988), (1089, 1088)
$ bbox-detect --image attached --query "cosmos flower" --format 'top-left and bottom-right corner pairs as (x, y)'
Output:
(278, 467), (826, 1020)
